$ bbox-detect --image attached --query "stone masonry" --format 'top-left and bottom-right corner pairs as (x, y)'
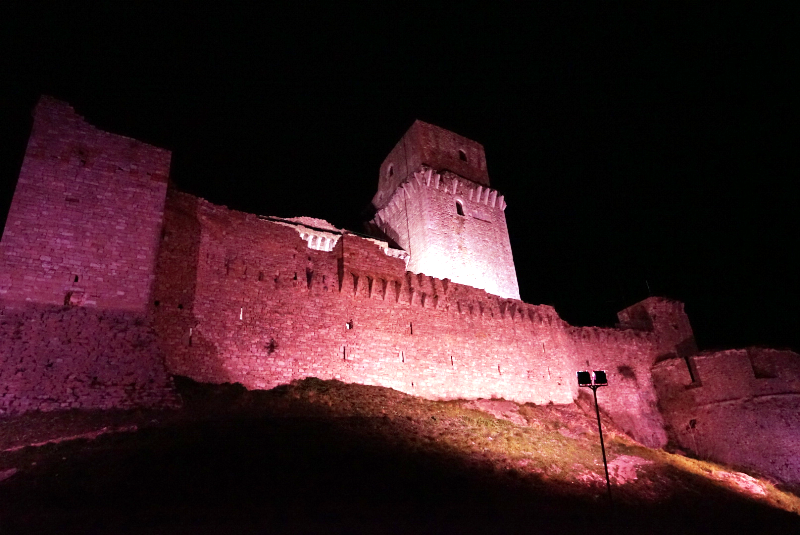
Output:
(0, 97), (178, 414)
(1, 97), (798, 486)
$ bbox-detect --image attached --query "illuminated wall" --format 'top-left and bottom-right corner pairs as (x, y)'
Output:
(0, 97), (170, 312)
(0, 97), (177, 414)
(3, 97), (799, 487)
(153, 190), (575, 405)
(653, 348), (800, 485)
(371, 121), (520, 300)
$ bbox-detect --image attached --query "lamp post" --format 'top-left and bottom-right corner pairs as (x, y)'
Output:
(577, 370), (612, 504)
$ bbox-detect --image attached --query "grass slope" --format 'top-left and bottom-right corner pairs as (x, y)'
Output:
(1, 377), (798, 534)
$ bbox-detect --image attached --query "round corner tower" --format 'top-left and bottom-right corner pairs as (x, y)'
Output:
(370, 120), (520, 300)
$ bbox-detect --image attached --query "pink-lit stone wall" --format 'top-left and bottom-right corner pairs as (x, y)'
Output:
(0, 97), (170, 312)
(0, 304), (179, 415)
(373, 168), (519, 300)
(618, 297), (698, 358)
(153, 190), (575, 405)
(569, 325), (669, 448)
(566, 297), (701, 448)
(0, 97), (178, 415)
(652, 348), (800, 485)
(5, 97), (799, 490)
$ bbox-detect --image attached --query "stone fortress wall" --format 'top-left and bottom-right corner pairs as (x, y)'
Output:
(0, 96), (170, 311)
(152, 189), (578, 407)
(1, 97), (798, 486)
(653, 347), (800, 484)
(0, 97), (178, 414)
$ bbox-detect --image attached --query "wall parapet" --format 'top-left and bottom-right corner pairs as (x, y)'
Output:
(165, 193), (561, 331)
(653, 347), (800, 486)
(653, 348), (800, 405)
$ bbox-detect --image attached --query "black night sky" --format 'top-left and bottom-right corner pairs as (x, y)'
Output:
(1, 4), (797, 351)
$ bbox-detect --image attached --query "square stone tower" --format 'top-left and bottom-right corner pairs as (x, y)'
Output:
(0, 97), (171, 311)
(370, 121), (520, 300)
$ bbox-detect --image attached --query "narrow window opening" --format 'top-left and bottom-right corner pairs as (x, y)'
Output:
(267, 338), (277, 354)
(450, 355), (454, 367)
(188, 327), (193, 347)
(342, 346), (347, 360)
(154, 300), (160, 307)
(387, 164), (394, 177)
(409, 322), (413, 335)
(345, 320), (353, 330)
(177, 303), (183, 310)
(456, 201), (464, 216)
(64, 291), (73, 306)
(684, 356), (696, 383)
(73, 275), (79, 283)
(258, 271), (264, 281)
(239, 307), (243, 320)
(400, 350), (405, 363)
(458, 149), (467, 162)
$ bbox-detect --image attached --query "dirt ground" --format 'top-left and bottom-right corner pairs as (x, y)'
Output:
(1, 378), (798, 534)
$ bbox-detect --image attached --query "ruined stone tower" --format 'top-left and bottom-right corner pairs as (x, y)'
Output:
(370, 121), (520, 300)
(0, 97), (171, 311)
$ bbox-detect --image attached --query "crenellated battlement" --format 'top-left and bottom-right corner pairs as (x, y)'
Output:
(370, 124), (520, 301)
(373, 166), (506, 230)
(168, 194), (554, 332)
(569, 325), (656, 345)
(145, 186), (577, 405)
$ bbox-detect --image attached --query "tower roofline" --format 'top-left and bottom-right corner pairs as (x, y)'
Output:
(373, 120), (489, 210)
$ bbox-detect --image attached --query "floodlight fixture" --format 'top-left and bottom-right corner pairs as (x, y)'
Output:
(577, 370), (592, 387)
(593, 370), (608, 386)
(577, 369), (612, 504)
(576, 370), (608, 388)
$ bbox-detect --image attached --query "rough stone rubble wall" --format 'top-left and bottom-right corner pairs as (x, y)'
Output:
(567, 296), (701, 448)
(653, 348), (800, 484)
(153, 190), (577, 405)
(0, 97), (178, 415)
(0, 96), (170, 312)
(0, 305), (179, 415)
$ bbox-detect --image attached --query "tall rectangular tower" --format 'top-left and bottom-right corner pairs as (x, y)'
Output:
(371, 121), (520, 300)
(0, 97), (171, 311)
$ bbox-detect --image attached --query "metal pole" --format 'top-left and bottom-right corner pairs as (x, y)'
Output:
(593, 385), (613, 504)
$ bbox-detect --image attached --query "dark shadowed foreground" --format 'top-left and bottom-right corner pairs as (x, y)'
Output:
(1, 378), (798, 534)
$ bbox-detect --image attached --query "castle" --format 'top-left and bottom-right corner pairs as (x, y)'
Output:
(1, 97), (799, 487)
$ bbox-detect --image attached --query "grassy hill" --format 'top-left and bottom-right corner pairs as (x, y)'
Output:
(1, 377), (798, 534)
